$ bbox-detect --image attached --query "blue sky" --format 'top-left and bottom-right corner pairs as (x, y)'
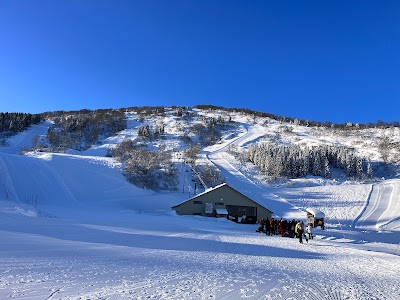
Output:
(0, 0), (399, 123)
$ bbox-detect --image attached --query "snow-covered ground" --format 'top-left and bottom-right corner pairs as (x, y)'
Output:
(1, 110), (400, 299)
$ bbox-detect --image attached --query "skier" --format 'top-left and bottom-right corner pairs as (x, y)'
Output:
(295, 221), (307, 243)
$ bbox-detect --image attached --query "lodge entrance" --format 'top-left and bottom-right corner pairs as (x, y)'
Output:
(226, 205), (257, 224)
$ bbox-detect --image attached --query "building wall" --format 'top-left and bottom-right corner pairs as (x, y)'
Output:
(173, 185), (272, 222)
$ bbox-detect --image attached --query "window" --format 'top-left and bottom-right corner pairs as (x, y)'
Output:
(226, 205), (257, 217)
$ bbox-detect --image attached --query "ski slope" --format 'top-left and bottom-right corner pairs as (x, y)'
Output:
(354, 179), (400, 231)
(204, 123), (304, 220)
(0, 123), (186, 216)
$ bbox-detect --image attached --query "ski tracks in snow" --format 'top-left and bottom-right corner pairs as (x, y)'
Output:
(354, 180), (400, 231)
(204, 123), (304, 219)
(208, 122), (400, 229)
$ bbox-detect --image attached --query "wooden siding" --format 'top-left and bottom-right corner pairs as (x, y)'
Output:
(172, 184), (272, 222)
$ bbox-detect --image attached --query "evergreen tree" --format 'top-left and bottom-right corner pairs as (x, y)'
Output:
(312, 151), (322, 176)
(323, 156), (330, 178)
(242, 143), (368, 180)
(356, 158), (364, 180)
(367, 159), (373, 179)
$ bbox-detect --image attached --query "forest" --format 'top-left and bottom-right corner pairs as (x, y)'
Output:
(235, 143), (373, 180)
(0, 112), (42, 146)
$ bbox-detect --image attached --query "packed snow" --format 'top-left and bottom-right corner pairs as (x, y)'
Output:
(1, 109), (399, 299)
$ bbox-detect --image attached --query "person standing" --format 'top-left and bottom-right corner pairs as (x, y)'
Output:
(265, 218), (270, 236)
(269, 218), (275, 235)
(295, 221), (305, 243)
(290, 219), (296, 238)
(278, 219), (284, 235)
(306, 223), (313, 240)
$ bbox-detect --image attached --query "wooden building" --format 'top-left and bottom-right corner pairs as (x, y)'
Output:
(172, 183), (273, 223)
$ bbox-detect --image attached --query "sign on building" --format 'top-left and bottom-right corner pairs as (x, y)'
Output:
(205, 203), (213, 214)
(307, 216), (315, 226)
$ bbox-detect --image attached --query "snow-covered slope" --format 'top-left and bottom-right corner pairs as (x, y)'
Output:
(0, 108), (400, 299)
(204, 122), (304, 220)
(0, 120), (51, 154)
(1, 207), (399, 300)
(0, 122), (188, 217)
(354, 179), (400, 231)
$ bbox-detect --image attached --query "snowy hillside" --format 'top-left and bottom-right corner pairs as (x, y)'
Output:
(1, 106), (400, 299)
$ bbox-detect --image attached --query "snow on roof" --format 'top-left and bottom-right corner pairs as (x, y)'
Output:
(306, 207), (325, 218)
(172, 183), (273, 213)
(172, 183), (228, 207)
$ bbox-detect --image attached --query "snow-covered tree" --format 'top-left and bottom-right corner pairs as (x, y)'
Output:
(367, 159), (373, 179)
(241, 143), (369, 181)
(323, 156), (330, 178)
(356, 158), (364, 180)
(379, 135), (391, 163)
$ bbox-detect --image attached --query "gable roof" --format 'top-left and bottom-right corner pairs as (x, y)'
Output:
(306, 207), (325, 218)
(172, 183), (273, 213)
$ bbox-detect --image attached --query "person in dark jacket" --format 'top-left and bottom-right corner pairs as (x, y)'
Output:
(256, 218), (265, 232)
(289, 219), (296, 238)
(265, 218), (271, 236)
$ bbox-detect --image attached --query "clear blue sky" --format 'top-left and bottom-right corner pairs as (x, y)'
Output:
(0, 0), (399, 123)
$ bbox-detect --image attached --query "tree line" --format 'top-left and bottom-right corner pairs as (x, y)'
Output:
(238, 143), (373, 180)
(0, 112), (42, 145)
(194, 104), (400, 129)
(0, 112), (42, 133)
(45, 109), (126, 151)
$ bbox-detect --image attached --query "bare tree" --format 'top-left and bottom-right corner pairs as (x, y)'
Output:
(378, 135), (391, 163)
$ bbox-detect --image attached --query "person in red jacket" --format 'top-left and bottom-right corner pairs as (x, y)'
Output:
(278, 219), (284, 235)
(270, 218), (275, 235)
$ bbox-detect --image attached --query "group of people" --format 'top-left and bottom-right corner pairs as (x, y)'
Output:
(256, 217), (314, 244)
